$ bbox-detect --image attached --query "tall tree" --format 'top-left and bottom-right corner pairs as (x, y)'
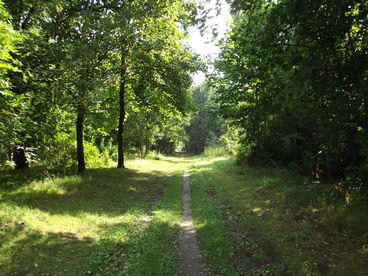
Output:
(42, 1), (116, 172)
(111, 0), (198, 168)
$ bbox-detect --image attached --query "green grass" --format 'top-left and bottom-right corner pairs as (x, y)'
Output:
(190, 167), (242, 275)
(122, 174), (183, 275)
(0, 157), (187, 275)
(188, 157), (368, 276)
(1, 155), (368, 275)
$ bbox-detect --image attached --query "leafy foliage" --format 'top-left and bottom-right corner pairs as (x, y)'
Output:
(0, 0), (200, 171)
(214, 0), (368, 195)
(0, 0), (23, 165)
(185, 83), (226, 154)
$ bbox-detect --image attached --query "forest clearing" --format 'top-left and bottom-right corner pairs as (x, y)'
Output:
(1, 0), (368, 275)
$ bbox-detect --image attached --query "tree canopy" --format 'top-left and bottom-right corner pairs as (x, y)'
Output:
(2, 0), (368, 197)
(213, 0), (368, 192)
(0, 0), (199, 171)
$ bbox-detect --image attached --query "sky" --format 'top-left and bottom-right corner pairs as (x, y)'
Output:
(186, 0), (232, 85)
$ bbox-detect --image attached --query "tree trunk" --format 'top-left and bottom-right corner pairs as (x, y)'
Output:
(117, 47), (127, 168)
(76, 107), (86, 173)
(13, 147), (28, 169)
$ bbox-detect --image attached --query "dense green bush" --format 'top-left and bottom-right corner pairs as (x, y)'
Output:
(35, 132), (77, 170)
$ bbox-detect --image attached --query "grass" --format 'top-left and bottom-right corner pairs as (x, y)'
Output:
(1, 155), (368, 275)
(188, 157), (368, 275)
(122, 174), (183, 275)
(0, 157), (188, 275)
(190, 166), (242, 275)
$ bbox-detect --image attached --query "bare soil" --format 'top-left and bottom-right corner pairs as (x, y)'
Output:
(179, 171), (208, 276)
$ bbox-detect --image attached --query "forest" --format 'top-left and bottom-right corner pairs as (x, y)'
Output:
(213, 0), (368, 196)
(0, 0), (205, 173)
(1, 0), (368, 275)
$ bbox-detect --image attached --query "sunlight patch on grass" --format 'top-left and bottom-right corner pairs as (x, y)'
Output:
(0, 158), (182, 275)
(122, 174), (183, 275)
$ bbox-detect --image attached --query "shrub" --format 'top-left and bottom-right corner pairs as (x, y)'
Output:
(35, 132), (77, 170)
(204, 145), (229, 157)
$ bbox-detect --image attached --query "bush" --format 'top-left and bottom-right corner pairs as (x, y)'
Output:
(219, 127), (239, 156)
(236, 144), (251, 165)
(0, 160), (14, 170)
(342, 163), (368, 203)
(35, 132), (77, 170)
(84, 141), (102, 168)
(204, 145), (230, 157)
(99, 138), (118, 162)
(34, 134), (115, 171)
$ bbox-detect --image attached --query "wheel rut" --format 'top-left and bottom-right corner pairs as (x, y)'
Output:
(179, 171), (207, 276)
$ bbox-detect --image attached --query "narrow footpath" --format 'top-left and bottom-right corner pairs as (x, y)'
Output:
(179, 171), (207, 276)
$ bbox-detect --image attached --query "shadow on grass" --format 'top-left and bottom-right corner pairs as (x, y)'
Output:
(1, 168), (167, 217)
(0, 225), (94, 275)
(0, 166), (178, 275)
(81, 219), (180, 275)
(0, 166), (76, 191)
(123, 220), (179, 275)
(3, 220), (177, 275)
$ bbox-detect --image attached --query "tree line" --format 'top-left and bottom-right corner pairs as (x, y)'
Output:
(213, 0), (368, 195)
(4, 0), (367, 199)
(0, 0), (202, 173)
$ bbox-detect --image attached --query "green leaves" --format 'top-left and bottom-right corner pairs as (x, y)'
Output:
(0, 0), (200, 170)
(214, 0), (368, 183)
(0, 0), (24, 163)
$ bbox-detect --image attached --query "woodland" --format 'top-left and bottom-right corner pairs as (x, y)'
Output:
(1, 0), (368, 275)
(213, 0), (368, 195)
(1, 0), (368, 190)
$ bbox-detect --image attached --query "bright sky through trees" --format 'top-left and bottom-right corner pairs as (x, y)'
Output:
(187, 0), (231, 85)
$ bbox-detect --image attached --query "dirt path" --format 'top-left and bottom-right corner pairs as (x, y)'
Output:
(179, 171), (207, 276)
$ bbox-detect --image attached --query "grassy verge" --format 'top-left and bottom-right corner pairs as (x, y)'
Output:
(190, 167), (241, 275)
(122, 174), (183, 275)
(189, 157), (368, 275)
(0, 158), (182, 275)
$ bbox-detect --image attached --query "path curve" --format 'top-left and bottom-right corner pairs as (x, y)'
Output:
(179, 171), (207, 275)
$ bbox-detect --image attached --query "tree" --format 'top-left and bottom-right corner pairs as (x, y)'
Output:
(0, 0), (199, 172)
(0, 0), (22, 165)
(33, 1), (116, 172)
(111, 0), (198, 168)
(214, 0), (368, 187)
(185, 83), (225, 154)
